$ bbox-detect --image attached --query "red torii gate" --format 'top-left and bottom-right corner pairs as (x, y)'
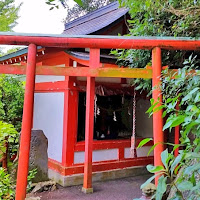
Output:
(0, 32), (200, 200)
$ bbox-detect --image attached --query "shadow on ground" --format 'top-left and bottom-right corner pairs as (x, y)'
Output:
(31, 174), (151, 200)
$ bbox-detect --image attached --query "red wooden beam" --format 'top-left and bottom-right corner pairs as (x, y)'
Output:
(74, 138), (153, 151)
(15, 44), (37, 200)
(48, 157), (154, 176)
(0, 33), (200, 50)
(0, 64), (152, 78)
(152, 47), (164, 185)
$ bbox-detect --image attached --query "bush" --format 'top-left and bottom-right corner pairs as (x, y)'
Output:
(0, 167), (15, 199)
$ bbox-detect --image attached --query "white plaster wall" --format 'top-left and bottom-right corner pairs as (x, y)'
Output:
(33, 92), (64, 162)
(137, 146), (154, 157)
(35, 75), (65, 83)
(74, 149), (118, 164)
(136, 99), (153, 138)
(124, 146), (154, 159)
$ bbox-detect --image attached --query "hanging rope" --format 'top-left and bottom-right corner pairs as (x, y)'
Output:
(130, 89), (137, 158)
(94, 95), (97, 123)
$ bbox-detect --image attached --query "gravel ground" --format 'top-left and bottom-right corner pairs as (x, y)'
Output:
(30, 174), (150, 200)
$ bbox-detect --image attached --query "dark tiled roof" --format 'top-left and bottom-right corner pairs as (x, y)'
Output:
(63, 2), (128, 35)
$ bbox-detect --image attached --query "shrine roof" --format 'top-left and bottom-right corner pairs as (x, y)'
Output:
(63, 2), (128, 35)
(0, 46), (43, 62)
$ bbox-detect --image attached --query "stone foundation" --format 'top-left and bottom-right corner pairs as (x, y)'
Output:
(48, 166), (149, 187)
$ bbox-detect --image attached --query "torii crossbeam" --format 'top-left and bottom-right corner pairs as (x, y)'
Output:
(0, 32), (200, 200)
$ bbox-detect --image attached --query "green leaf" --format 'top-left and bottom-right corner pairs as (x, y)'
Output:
(171, 115), (185, 128)
(162, 110), (167, 118)
(147, 143), (159, 156)
(156, 176), (167, 200)
(189, 172), (196, 186)
(174, 164), (182, 175)
(194, 92), (200, 103)
(172, 144), (181, 152)
(163, 115), (185, 130)
(161, 149), (168, 169)
(137, 138), (153, 148)
(147, 165), (164, 173)
(183, 121), (199, 135)
(185, 152), (200, 159)
(1, 146), (6, 153)
(163, 120), (173, 131)
(182, 87), (199, 102)
(146, 100), (159, 116)
(177, 181), (193, 191)
(188, 181), (200, 196)
(170, 154), (183, 175)
(74, 0), (83, 6)
(166, 98), (173, 103)
(153, 105), (165, 114)
(184, 163), (200, 175)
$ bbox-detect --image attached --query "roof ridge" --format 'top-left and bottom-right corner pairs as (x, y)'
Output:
(64, 1), (119, 31)
(65, 8), (122, 32)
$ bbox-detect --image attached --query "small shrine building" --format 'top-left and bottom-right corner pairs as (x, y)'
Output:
(0, 2), (199, 200)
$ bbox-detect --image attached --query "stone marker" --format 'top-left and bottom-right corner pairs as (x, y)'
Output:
(29, 130), (49, 182)
(139, 183), (156, 200)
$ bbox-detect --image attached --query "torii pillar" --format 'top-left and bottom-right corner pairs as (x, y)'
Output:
(15, 44), (37, 200)
(152, 47), (164, 185)
(82, 48), (100, 193)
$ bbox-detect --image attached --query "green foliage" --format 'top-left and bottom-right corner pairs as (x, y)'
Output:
(0, 121), (19, 161)
(0, 0), (21, 32)
(0, 167), (15, 199)
(27, 169), (37, 193)
(137, 138), (153, 148)
(0, 76), (24, 193)
(46, 0), (115, 21)
(45, 0), (60, 10)
(138, 149), (200, 200)
(154, 55), (200, 146)
(121, 0), (200, 38)
(140, 55), (200, 199)
(0, 167), (37, 199)
(0, 76), (36, 197)
(112, 0), (200, 94)
(64, 0), (116, 23)
(2, 47), (23, 56)
(0, 75), (24, 132)
(0, 0), (21, 55)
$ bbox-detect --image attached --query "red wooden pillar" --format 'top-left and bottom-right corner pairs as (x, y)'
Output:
(15, 44), (37, 200)
(62, 59), (79, 167)
(82, 48), (100, 194)
(152, 47), (164, 185)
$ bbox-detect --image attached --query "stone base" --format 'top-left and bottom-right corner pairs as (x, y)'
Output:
(48, 166), (149, 187)
(82, 187), (93, 194)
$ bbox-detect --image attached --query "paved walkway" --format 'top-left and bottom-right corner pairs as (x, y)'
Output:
(32, 174), (150, 200)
